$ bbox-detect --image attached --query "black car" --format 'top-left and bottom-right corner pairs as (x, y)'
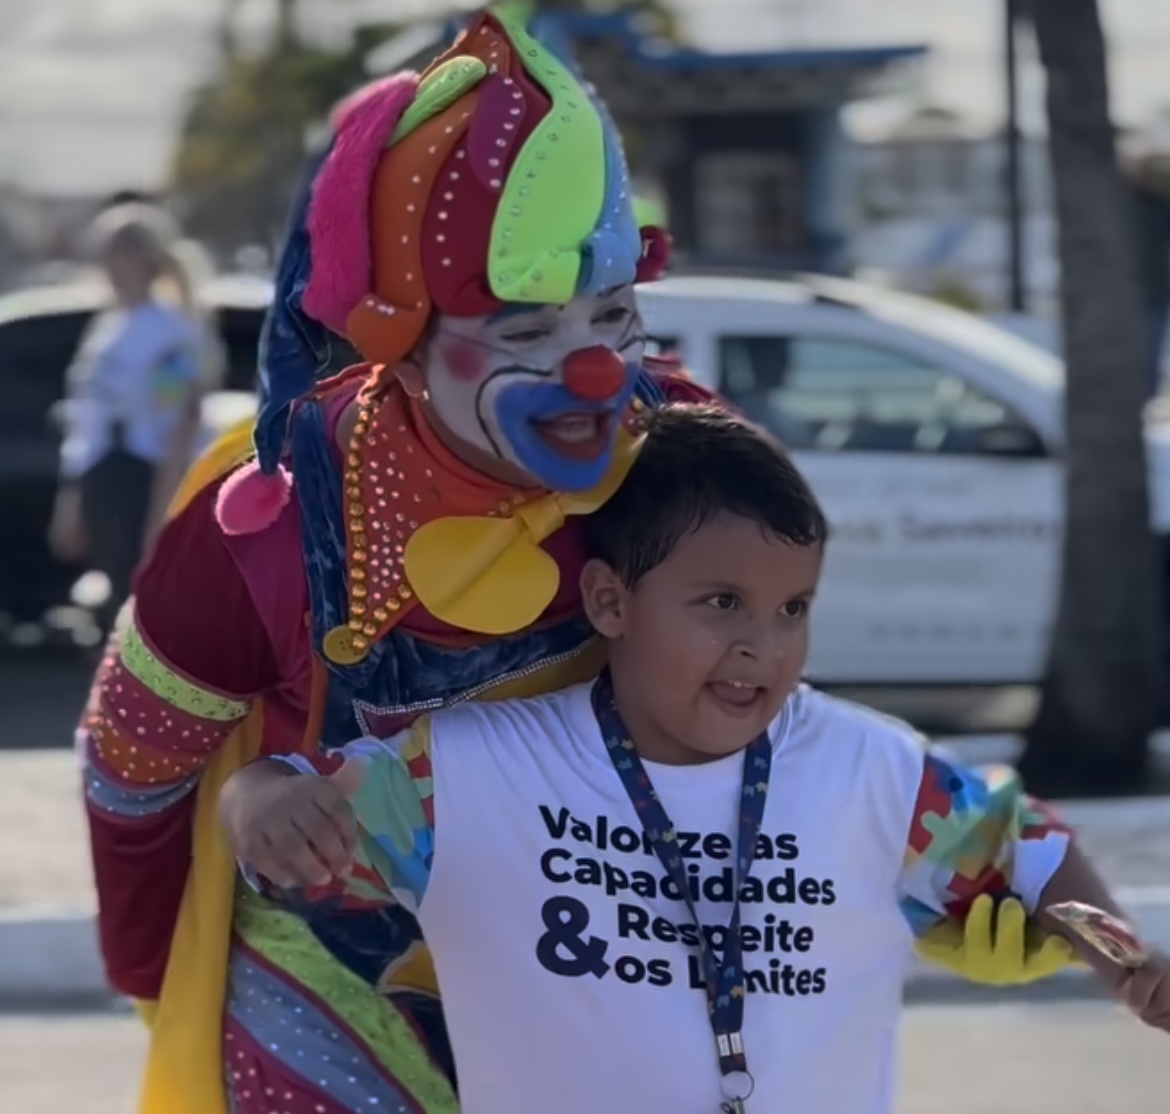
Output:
(0, 276), (272, 622)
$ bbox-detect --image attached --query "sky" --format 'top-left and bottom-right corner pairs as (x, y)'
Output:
(3, 0), (1170, 196)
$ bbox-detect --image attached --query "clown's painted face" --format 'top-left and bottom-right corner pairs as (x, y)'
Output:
(419, 284), (645, 492)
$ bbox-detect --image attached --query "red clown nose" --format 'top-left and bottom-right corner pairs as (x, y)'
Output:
(562, 346), (628, 402)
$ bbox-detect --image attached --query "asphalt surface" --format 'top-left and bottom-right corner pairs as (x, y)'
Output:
(0, 642), (95, 751)
(1, 1002), (1165, 1113)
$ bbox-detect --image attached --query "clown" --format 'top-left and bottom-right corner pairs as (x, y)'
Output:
(78, 7), (1073, 1114)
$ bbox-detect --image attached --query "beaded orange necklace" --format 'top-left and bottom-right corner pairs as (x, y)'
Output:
(322, 370), (649, 665)
(324, 374), (541, 664)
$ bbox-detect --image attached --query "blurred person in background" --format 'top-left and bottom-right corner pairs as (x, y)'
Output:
(46, 202), (221, 635)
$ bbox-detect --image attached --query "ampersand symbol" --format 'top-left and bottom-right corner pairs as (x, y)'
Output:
(535, 896), (610, 979)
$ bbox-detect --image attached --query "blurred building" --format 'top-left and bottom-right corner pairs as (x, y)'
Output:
(856, 106), (1051, 219)
(366, 9), (927, 275)
(851, 105), (1058, 313)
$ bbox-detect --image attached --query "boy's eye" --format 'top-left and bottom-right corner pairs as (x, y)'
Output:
(781, 599), (809, 620)
(705, 593), (740, 611)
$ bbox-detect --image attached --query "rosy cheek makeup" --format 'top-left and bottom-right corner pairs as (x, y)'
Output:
(438, 336), (490, 383)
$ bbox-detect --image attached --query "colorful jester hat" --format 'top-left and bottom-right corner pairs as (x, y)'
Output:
(217, 0), (670, 536)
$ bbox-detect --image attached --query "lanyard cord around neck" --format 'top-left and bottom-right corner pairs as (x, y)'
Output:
(590, 670), (772, 1109)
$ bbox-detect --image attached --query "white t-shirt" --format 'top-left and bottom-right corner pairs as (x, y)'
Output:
(281, 683), (1070, 1114)
(60, 301), (202, 478)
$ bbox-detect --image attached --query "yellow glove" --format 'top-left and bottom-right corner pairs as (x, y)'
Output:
(133, 998), (159, 1028)
(914, 894), (1079, 985)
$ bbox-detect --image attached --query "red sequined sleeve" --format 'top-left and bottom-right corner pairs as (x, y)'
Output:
(79, 480), (281, 1000)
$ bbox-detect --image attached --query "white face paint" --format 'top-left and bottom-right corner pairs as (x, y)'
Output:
(420, 284), (645, 490)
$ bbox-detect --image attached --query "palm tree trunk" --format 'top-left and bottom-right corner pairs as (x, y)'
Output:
(1020, 0), (1162, 795)
(217, 0), (245, 62)
(276, 0), (299, 48)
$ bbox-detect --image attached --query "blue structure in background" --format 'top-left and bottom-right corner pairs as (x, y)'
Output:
(367, 10), (927, 276)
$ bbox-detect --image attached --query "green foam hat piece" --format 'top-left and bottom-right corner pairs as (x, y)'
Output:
(486, 2), (608, 305)
(389, 56), (488, 147)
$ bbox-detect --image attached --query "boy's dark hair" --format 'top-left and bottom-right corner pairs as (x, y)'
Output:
(584, 403), (828, 586)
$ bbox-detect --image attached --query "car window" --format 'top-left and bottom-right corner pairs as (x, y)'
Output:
(217, 307), (264, 393)
(718, 335), (1040, 456)
(217, 306), (361, 392)
(0, 311), (91, 432)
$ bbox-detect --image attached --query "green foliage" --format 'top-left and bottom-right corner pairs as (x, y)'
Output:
(171, 3), (680, 255)
(171, 25), (399, 253)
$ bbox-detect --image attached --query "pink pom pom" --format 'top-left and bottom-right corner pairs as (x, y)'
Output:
(215, 461), (293, 536)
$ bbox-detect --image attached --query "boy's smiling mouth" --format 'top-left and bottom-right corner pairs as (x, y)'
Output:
(705, 679), (769, 717)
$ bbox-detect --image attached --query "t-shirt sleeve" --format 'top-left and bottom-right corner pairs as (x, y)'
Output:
(268, 719), (437, 914)
(148, 312), (206, 417)
(896, 751), (1072, 937)
(153, 345), (201, 400)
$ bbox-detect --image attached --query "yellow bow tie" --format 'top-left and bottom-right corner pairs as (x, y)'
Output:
(403, 429), (644, 635)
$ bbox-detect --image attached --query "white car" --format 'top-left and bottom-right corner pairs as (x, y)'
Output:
(638, 273), (1170, 687)
(189, 271), (1167, 688)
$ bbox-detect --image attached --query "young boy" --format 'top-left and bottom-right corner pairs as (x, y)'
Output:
(221, 404), (1170, 1114)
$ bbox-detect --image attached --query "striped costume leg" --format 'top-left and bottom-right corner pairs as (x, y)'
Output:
(225, 888), (457, 1114)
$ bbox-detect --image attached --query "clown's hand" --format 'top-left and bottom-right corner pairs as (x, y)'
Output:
(914, 895), (1079, 985)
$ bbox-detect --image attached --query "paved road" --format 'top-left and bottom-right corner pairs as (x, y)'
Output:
(1, 1003), (1166, 1112)
(0, 645), (93, 751)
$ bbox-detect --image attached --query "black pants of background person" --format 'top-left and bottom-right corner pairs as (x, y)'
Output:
(1148, 309), (1168, 400)
(78, 439), (154, 639)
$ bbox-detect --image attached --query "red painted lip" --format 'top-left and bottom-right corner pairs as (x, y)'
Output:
(530, 410), (616, 461)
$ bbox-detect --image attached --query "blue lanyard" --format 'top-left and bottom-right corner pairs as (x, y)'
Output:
(591, 671), (771, 1110)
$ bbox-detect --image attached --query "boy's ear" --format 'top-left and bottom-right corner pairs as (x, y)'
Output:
(580, 558), (627, 638)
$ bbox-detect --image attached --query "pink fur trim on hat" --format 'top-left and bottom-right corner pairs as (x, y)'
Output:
(301, 73), (420, 336)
